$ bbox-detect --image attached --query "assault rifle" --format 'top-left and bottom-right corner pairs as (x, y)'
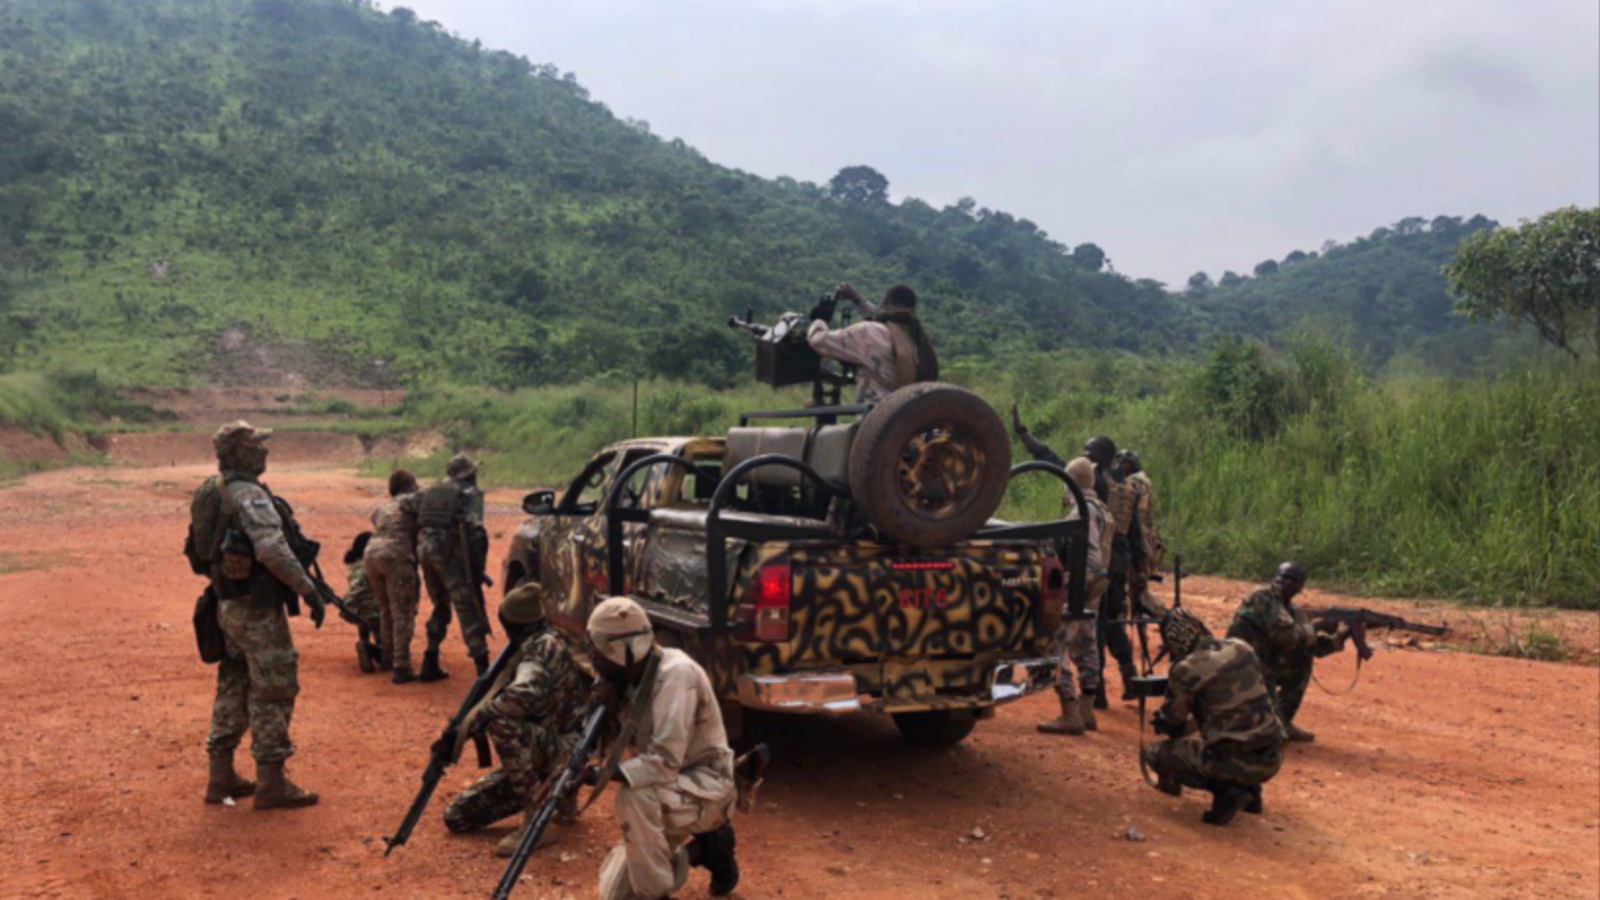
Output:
(1303, 606), (1448, 661)
(269, 494), (346, 624)
(493, 704), (609, 900)
(384, 641), (518, 855)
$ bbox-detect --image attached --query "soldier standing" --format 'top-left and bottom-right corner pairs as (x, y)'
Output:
(1226, 562), (1350, 743)
(1143, 607), (1287, 825)
(1036, 457), (1113, 736)
(190, 421), (326, 810)
(366, 469), (422, 683)
(1115, 449), (1165, 611)
(587, 597), (740, 900)
(417, 454), (492, 680)
(805, 283), (939, 404)
(443, 582), (591, 857)
(1084, 435), (1144, 706)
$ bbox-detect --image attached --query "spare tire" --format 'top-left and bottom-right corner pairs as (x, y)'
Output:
(847, 383), (1010, 549)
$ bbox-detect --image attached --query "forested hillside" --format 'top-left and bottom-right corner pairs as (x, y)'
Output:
(0, 0), (1200, 387)
(1189, 215), (1509, 368)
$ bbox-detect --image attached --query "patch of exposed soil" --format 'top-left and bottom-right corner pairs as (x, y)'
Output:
(0, 464), (1595, 900)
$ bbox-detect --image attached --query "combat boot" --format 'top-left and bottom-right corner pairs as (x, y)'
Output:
(356, 639), (377, 674)
(1118, 663), (1140, 702)
(1244, 785), (1264, 815)
(418, 650), (450, 683)
(1079, 693), (1099, 731)
(494, 817), (560, 858)
(686, 824), (739, 897)
(1285, 722), (1316, 743)
(1036, 693), (1085, 736)
(1093, 682), (1109, 710)
(1201, 782), (1251, 826)
(1156, 773), (1183, 798)
(254, 761), (318, 810)
(392, 665), (417, 685)
(203, 750), (255, 804)
(473, 652), (491, 678)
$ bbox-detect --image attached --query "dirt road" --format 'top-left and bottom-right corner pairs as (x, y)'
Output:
(1, 461), (1596, 900)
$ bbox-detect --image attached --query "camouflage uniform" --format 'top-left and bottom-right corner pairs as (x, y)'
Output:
(1226, 586), (1347, 725)
(365, 494), (420, 671)
(805, 294), (935, 404)
(1141, 636), (1286, 789)
(1053, 493), (1111, 701)
(343, 559), (380, 629)
(205, 475), (318, 764)
(443, 630), (590, 833)
(417, 476), (490, 660)
(1097, 467), (1142, 685)
(1127, 470), (1163, 574)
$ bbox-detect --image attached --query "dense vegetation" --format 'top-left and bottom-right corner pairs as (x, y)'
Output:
(0, 0), (1196, 388)
(350, 345), (1596, 609)
(1187, 215), (1530, 370)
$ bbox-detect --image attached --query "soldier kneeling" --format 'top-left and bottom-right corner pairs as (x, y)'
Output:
(1143, 608), (1286, 826)
(443, 582), (590, 856)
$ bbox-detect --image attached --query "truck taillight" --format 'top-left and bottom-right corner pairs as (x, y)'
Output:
(1039, 556), (1066, 633)
(748, 563), (792, 643)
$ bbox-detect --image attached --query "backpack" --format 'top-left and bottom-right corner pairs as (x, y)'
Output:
(184, 476), (232, 576)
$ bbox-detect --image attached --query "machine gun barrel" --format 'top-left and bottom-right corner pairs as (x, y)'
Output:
(726, 315), (772, 338)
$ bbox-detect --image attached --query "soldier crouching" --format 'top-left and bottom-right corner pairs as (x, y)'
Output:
(443, 582), (590, 857)
(1143, 607), (1286, 826)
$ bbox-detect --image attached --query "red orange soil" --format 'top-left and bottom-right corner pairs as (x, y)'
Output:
(1, 462), (1596, 900)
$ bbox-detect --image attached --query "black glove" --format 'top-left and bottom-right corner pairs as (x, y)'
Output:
(304, 592), (327, 629)
(431, 727), (459, 760)
(808, 295), (837, 323)
(1150, 711), (1182, 738)
(580, 764), (601, 787)
(481, 574), (495, 589)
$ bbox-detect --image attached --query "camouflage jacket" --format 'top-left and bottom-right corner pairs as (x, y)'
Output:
(483, 630), (589, 733)
(1226, 586), (1346, 670)
(1127, 471), (1162, 571)
(367, 494), (419, 562)
(805, 318), (901, 405)
(1160, 637), (1286, 751)
(223, 475), (317, 599)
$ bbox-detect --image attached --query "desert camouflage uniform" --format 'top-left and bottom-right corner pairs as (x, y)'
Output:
(805, 317), (902, 405)
(365, 494), (420, 670)
(1226, 586), (1347, 725)
(418, 479), (490, 658)
(1127, 470), (1163, 573)
(443, 631), (590, 833)
(206, 476), (318, 764)
(599, 648), (737, 900)
(1142, 637), (1286, 789)
(1052, 492), (1112, 701)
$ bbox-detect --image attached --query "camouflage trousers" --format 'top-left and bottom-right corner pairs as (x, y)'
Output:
(443, 718), (579, 834)
(1142, 736), (1283, 789)
(1052, 576), (1107, 700)
(1097, 572), (1136, 678)
(1265, 657), (1313, 724)
(419, 530), (489, 658)
(366, 552), (421, 671)
(207, 598), (300, 763)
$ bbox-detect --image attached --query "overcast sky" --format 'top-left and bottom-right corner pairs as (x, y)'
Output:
(401, 0), (1598, 285)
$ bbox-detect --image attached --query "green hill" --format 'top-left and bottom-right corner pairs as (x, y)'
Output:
(0, 0), (1200, 387)
(1189, 215), (1520, 369)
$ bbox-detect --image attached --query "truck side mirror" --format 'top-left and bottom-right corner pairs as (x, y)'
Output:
(522, 490), (556, 516)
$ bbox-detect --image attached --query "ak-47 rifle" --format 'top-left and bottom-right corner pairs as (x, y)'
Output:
(1303, 606), (1448, 662)
(384, 641), (519, 855)
(493, 704), (609, 900)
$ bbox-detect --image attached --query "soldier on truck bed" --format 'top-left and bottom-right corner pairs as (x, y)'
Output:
(804, 282), (939, 404)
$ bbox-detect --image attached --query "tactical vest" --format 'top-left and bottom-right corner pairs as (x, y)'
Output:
(1105, 476), (1136, 537)
(417, 480), (464, 530)
(187, 475), (296, 605)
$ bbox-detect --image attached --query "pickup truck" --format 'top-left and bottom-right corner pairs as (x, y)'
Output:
(501, 381), (1090, 746)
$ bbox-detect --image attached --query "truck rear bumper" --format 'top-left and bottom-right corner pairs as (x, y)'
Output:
(737, 672), (864, 715)
(987, 657), (1057, 704)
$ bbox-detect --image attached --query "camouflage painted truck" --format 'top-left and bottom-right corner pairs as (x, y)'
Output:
(502, 310), (1090, 746)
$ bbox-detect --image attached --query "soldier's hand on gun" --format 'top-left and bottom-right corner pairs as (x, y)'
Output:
(834, 282), (863, 304)
(304, 592), (327, 629)
(808, 294), (837, 323)
(480, 574), (495, 589)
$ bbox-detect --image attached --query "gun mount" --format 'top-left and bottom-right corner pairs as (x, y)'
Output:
(728, 300), (857, 408)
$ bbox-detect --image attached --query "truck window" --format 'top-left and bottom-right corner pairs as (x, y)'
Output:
(560, 452), (616, 515)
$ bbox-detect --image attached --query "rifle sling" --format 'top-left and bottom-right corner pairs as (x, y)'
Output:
(581, 649), (661, 813)
(451, 646), (525, 763)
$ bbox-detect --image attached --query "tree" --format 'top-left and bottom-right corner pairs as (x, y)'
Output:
(1186, 271), (1214, 295)
(1071, 242), (1106, 272)
(828, 165), (889, 204)
(1445, 206), (1600, 358)
(1219, 270), (1245, 288)
(1253, 259), (1279, 277)
(1282, 250), (1308, 266)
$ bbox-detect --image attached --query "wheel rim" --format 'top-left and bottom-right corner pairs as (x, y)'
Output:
(892, 423), (987, 522)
